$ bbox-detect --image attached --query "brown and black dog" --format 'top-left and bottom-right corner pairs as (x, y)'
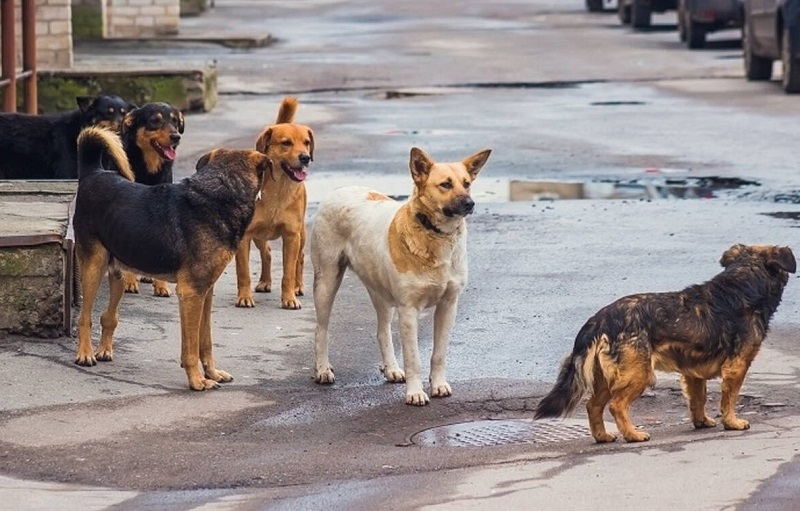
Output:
(535, 244), (796, 443)
(235, 96), (313, 309)
(72, 126), (269, 390)
(117, 102), (185, 298)
(0, 95), (135, 179)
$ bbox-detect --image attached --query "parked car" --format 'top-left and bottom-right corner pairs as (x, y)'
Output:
(619, 0), (679, 29)
(742, 0), (800, 93)
(586, 0), (617, 12)
(677, 0), (743, 49)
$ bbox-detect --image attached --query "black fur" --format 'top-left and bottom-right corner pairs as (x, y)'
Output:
(0, 95), (135, 179)
(120, 102), (184, 186)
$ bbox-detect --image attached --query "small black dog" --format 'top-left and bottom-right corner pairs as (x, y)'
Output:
(115, 102), (185, 296)
(0, 95), (135, 179)
(535, 244), (795, 443)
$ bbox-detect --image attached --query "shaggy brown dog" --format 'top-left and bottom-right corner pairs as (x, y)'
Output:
(235, 96), (313, 310)
(535, 244), (795, 443)
(72, 126), (269, 390)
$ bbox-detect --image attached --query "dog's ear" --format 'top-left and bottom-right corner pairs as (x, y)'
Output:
(767, 246), (797, 274)
(252, 151), (272, 178)
(76, 96), (96, 113)
(462, 149), (492, 181)
(409, 147), (434, 185)
(177, 111), (185, 134)
(127, 102), (138, 112)
(122, 110), (137, 132)
(255, 127), (272, 154)
(195, 150), (215, 171)
(307, 128), (315, 162)
(720, 244), (747, 268)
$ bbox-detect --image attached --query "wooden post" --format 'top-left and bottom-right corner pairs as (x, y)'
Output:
(0, 0), (16, 112)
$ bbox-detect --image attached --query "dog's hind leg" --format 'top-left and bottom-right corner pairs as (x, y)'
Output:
(95, 269), (125, 362)
(587, 365), (616, 443)
(720, 345), (760, 430)
(280, 230), (304, 310)
(681, 375), (716, 428)
(177, 282), (219, 391)
(607, 342), (653, 442)
(398, 306), (428, 406)
(253, 238), (272, 294)
(75, 243), (109, 366)
(430, 292), (460, 398)
(199, 285), (232, 384)
(312, 257), (346, 384)
(368, 291), (403, 383)
(294, 223), (306, 297)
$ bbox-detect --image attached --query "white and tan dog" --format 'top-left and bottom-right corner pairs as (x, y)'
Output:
(310, 147), (492, 405)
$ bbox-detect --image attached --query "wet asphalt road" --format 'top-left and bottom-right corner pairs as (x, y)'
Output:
(3, 0), (800, 509)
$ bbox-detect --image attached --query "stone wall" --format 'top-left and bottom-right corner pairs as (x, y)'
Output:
(106, 0), (180, 38)
(0, 0), (73, 69)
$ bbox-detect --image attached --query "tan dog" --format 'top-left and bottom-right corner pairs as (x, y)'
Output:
(311, 147), (492, 405)
(235, 96), (313, 309)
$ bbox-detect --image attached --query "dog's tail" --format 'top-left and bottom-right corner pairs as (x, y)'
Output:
(77, 126), (134, 182)
(534, 320), (603, 420)
(275, 96), (298, 124)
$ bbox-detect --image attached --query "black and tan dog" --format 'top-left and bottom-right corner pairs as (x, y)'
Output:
(0, 95), (135, 179)
(235, 96), (313, 310)
(535, 244), (795, 443)
(117, 102), (185, 297)
(72, 126), (269, 390)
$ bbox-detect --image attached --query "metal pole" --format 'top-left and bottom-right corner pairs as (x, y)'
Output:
(21, 0), (36, 114)
(1, 0), (16, 112)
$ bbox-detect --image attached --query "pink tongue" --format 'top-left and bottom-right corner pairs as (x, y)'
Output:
(292, 167), (308, 182)
(162, 146), (177, 161)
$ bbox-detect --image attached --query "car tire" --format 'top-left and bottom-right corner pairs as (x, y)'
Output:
(631, 0), (651, 29)
(619, 1), (632, 24)
(742, 17), (772, 81)
(586, 0), (604, 12)
(686, 20), (706, 49)
(677, 0), (687, 42)
(782, 28), (800, 93)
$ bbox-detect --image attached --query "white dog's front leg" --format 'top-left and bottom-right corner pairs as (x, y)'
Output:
(430, 295), (458, 398)
(398, 306), (427, 405)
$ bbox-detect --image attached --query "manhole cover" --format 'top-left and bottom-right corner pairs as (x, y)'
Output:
(411, 418), (596, 447)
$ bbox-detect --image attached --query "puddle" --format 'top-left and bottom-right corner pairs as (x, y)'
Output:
(305, 174), (759, 203)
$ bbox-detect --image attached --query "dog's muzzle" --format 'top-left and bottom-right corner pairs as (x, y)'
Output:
(443, 196), (475, 217)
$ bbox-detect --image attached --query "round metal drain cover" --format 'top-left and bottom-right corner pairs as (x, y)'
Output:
(411, 418), (593, 447)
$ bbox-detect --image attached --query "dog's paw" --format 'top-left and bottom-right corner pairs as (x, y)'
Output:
(405, 390), (430, 406)
(693, 416), (717, 429)
(74, 351), (97, 366)
(622, 430), (651, 442)
(139, 276), (154, 283)
(295, 287), (304, 296)
(153, 283), (171, 298)
(315, 366), (335, 384)
(281, 296), (302, 310)
(189, 378), (221, 391)
(593, 432), (617, 443)
(380, 365), (406, 383)
(255, 282), (272, 293)
(95, 348), (113, 362)
(236, 296), (256, 308)
(123, 282), (140, 294)
(723, 418), (750, 431)
(430, 381), (452, 398)
(205, 367), (233, 383)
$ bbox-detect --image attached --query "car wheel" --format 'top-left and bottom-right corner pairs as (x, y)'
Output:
(678, 0), (687, 42)
(742, 16), (772, 80)
(631, 0), (652, 29)
(782, 28), (800, 93)
(686, 20), (707, 49)
(619, 1), (632, 24)
(586, 0), (604, 12)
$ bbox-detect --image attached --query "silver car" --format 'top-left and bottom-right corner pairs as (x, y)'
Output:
(677, 0), (743, 49)
(742, 0), (800, 93)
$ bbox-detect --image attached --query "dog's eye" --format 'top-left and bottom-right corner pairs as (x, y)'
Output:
(440, 181), (453, 190)
(281, 140), (292, 147)
(463, 181), (471, 189)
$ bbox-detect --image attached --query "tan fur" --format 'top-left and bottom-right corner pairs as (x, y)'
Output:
(235, 96), (313, 310)
(310, 147), (491, 405)
(77, 127), (133, 181)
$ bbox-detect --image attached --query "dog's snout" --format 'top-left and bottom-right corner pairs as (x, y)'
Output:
(299, 153), (311, 166)
(460, 196), (475, 215)
(170, 132), (182, 144)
